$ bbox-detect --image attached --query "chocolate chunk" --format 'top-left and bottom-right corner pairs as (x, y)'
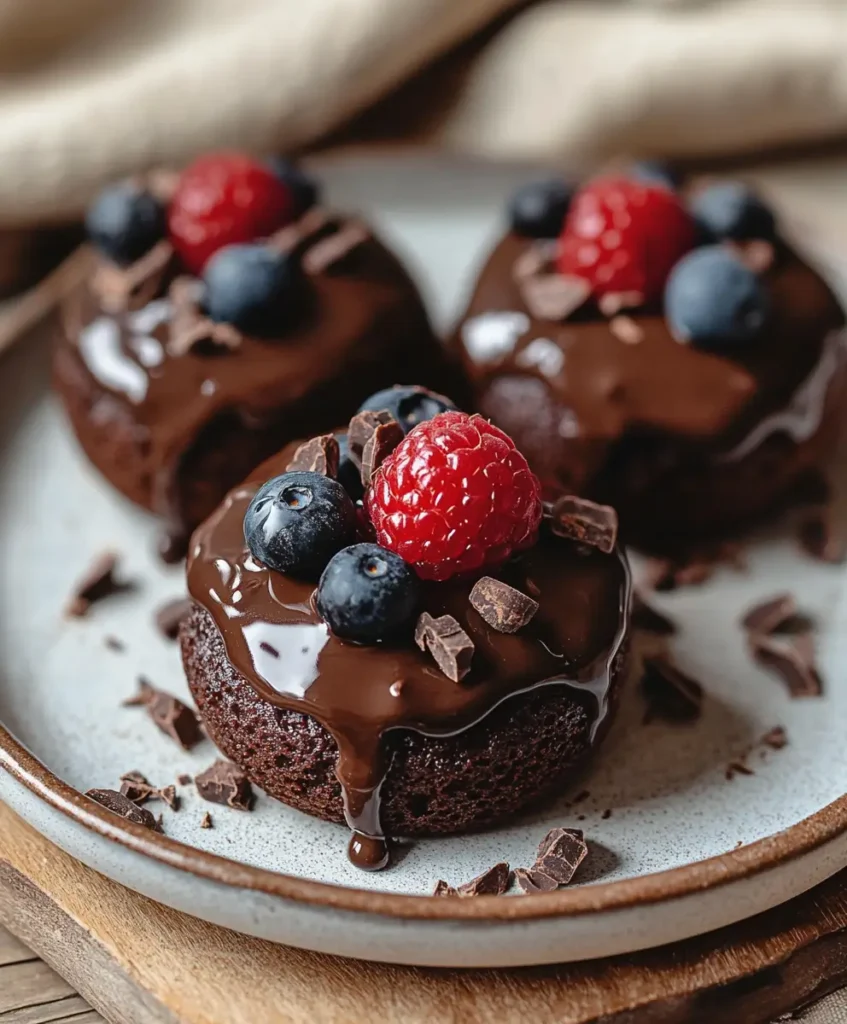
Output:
(642, 655), (703, 723)
(534, 828), (587, 884)
(303, 221), (369, 275)
(195, 759), (255, 811)
(631, 592), (676, 635)
(200, 811), (213, 829)
(286, 434), (340, 478)
(609, 315), (644, 345)
(741, 593), (797, 635)
(749, 633), (823, 698)
(347, 409), (397, 465)
(457, 862), (511, 897)
(432, 879), (458, 897)
(725, 759), (754, 780)
(514, 867), (559, 894)
(158, 785), (179, 811)
(519, 273), (591, 322)
(598, 290), (644, 317)
(104, 635), (125, 652)
(177, 773), (193, 786)
(154, 597), (193, 641)
(119, 771), (157, 804)
(414, 612), (474, 682)
(761, 726), (788, 750)
(65, 552), (131, 617)
(86, 788), (162, 831)
(361, 420), (404, 486)
(550, 495), (618, 553)
(469, 576), (539, 634)
(798, 507), (846, 564)
(127, 677), (203, 750)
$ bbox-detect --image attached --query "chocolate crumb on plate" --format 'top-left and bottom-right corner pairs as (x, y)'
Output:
(177, 773), (193, 786)
(725, 759), (754, 780)
(65, 552), (132, 617)
(749, 633), (823, 698)
(119, 770), (157, 804)
(158, 785), (179, 811)
(535, 827), (588, 885)
(469, 576), (539, 634)
(432, 880), (458, 897)
(519, 273), (591, 322)
(200, 812), (213, 829)
(104, 635), (125, 652)
(798, 506), (846, 564)
(360, 419), (404, 486)
(86, 789), (162, 831)
(457, 862), (511, 897)
(761, 726), (788, 750)
(155, 597), (194, 641)
(125, 676), (203, 749)
(631, 592), (676, 635)
(642, 655), (703, 723)
(415, 612), (474, 682)
(741, 593), (797, 635)
(285, 434), (340, 478)
(601, 809), (612, 820)
(514, 867), (559, 894)
(195, 759), (255, 811)
(550, 495), (618, 553)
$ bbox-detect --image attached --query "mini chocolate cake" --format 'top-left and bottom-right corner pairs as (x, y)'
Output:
(182, 399), (631, 869)
(54, 153), (456, 559)
(454, 171), (847, 551)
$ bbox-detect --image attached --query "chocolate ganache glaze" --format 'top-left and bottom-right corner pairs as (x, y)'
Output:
(186, 441), (631, 869)
(55, 207), (454, 559)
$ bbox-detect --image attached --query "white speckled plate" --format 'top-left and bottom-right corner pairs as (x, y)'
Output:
(1, 157), (847, 967)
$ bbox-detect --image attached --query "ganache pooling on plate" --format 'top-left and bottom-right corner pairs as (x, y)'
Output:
(186, 394), (632, 869)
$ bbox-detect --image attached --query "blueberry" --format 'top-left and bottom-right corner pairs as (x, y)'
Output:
(244, 471), (356, 579)
(267, 157), (320, 215)
(85, 183), (166, 265)
(203, 244), (303, 336)
(689, 183), (776, 242)
(357, 386), (456, 434)
(334, 432), (364, 502)
(629, 161), (680, 190)
(508, 178), (574, 238)
(665, 246), (769, 350)
(316, 543), (420, 643)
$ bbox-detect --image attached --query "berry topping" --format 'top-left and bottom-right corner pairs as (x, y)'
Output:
(168, 153), (295, 274)
(357, 386), (457, 435)
(690, 182), (776, 242)
(557, 177), (695, 304)
(629, 161), (680, 191)
(508, 178), (574, 238)
(334, 432), (365, 502)
(665, 245), (769, 350)
(203, 244), (303, 335)
(267, 157), (320, 215)
(316, 543), (420, 643)
(244, 471), (356, 579)
(85, 183), (166, 266)
(367, 412), (542, 581)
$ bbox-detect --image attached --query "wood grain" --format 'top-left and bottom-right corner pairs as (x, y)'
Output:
(1, 803), (847, 1024)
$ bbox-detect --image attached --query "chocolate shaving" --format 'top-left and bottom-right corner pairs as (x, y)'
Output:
(520, 273), (590, 322)
(598, 290), (644, 317)
(432, 880), (458, 897)
(798, 507), (846, 564)
(761, 726), (788, 750)
(119, 771), (157, 804)
(303, 221), (369, 275)
(92, 240), (175, 314)
(609, 315), (644, 345)
(347, 409), (396, 465)
(631, 592), (676, 635)
(457, 862), (511, 897)
(195, 759), (255, 811)
(65, 552), (131, 617)
(469, 576), (538, 633)
(154, 597), (193, 641)
(550, 495), (618, 553)
(414, 612), (474, 682)
(286, 434), (340, 478)
(361, 420), (404, 486)
(86, 789), (162, 831)
(200, 811), (213, 829)
(534, 828), (587, 885)
(749, 633), (823, 698)
(126, 677), (203, 749)
(514, 867), (559, 894)
(642, 655), (703, 723)
(741, 593), (797, 635)
(104, 635), (125, 652)
(167, 276), (242, 357)
(177, 773), (193, 786)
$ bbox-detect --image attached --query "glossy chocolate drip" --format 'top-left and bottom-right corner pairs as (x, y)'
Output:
(187, 443), (631, 867)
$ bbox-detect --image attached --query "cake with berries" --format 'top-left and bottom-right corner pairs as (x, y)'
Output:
(181, 392), (631, 869)
(54, 153), (457, 560)
(455, 168), (847, 550)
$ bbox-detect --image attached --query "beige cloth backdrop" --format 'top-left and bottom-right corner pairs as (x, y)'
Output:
(0, 0), (844, 223)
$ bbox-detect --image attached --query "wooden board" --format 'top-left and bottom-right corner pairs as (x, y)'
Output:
(1, 804), (847, 1023)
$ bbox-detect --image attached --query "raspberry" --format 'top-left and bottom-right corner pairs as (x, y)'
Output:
(366, 411), (543, 581)
(168, 153), (295, 274)
(557, 177), (694, 303)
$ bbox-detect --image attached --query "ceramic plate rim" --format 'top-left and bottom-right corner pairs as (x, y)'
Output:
(3, 720), (847, 921)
